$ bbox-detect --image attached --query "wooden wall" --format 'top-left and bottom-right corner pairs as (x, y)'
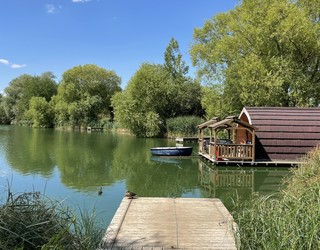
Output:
(240, 107), (320, 160)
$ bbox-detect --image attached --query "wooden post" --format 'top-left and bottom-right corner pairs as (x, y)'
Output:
(198, 129), (202, 153)
(213, 129), (217, 159)
(232, 127), (236, 144)
(209, 128), (212, 157)
(252, 130), (256, 162)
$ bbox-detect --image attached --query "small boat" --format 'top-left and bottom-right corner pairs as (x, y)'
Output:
(150, 147), (193, 156)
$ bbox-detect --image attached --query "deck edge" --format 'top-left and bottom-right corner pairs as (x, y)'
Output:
(101, 197), (132, 248)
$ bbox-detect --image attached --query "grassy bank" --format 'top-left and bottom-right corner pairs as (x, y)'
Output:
(0, 190), (105, 249)
(232, 147), (320, 249)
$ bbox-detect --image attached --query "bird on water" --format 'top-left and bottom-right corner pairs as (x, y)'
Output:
(125, 190), (137, 199)
(98, 187), (103, 196)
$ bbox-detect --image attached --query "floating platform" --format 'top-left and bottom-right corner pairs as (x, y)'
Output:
(175, 137), (210, 143)
(87, 127), (103, 132)
(101, 197), (238, 249)
(199, 152), (301, 167)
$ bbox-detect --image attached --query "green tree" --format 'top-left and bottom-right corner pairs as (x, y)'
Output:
(201, 84), (224, 119)
(112, 63), (202, 137)
(112, 38), (203, 137)
(53, 64), (121, 127)
(164, 37), (189, 79)
(3, 72), (57, 123)
(163, 38), (203, 118)
(0, 94), (10, 124)
(191, 0), (320, 117)
(112, 63), (169, 137)
(25, 97), (54, 127)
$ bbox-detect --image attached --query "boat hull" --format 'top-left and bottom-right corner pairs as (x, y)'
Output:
(150, 147), (193, 156)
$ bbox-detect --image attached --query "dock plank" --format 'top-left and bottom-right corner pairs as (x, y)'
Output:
(101, 198), (237, 249)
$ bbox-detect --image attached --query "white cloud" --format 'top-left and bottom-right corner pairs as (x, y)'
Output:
(0, 59), (9, 65)
(46, 4), (57, 14)
(11, 64), (27, 69)
(0, 58), (27, 69)
(72, 0), (91, 3)
(46, 4), (62, 14)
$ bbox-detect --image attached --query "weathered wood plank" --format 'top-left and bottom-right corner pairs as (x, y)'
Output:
(101, 198), (237, 249)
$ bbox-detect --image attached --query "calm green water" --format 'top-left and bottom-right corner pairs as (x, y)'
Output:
(0, 126), (291, 227)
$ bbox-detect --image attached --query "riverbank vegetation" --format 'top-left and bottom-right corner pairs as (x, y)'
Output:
(232, 147), (320, 249)
(0, 0), (319, 137)
(0, 190), (105, 249)
(0, 65), (121, 130)
(166, 116), (202, 138)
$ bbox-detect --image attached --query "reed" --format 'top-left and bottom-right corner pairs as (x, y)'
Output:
(0, 190), (104, 249)
(232, 147), (320, 250)
(166, 116), (203, 137)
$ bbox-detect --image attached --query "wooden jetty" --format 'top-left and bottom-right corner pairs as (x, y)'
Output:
(176, 137), (209, 143)
(200, 152), (301, 167)
(101, 197), (238, 249)
(87, 126), (103, 132)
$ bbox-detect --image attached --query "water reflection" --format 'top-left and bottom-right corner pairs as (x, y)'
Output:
(198, 160), (290, 208)
(111, 135), (199, 197)
(54, 131), (116, 190)
(0, 126), (293, 226)
(1, 126), (200, 197)
(1, 126), (291, 199)
(5, 127), (55, 177)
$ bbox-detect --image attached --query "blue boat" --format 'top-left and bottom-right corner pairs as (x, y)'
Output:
(150, 147), (193, 156)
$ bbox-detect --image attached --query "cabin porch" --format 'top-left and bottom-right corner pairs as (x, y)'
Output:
(198, 116), (257, 162)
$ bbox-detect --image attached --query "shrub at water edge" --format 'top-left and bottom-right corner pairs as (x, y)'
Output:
(232, 147), (320, 250)
(0, 191), (105, 249)
(166, 116), (203, 138)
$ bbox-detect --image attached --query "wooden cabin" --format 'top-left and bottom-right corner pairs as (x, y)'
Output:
(198, 107), (320, 164)
(198, 116), (257, 162)
(239, 107), (320, 161)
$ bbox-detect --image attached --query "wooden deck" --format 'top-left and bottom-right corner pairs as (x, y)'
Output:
(101, 198), (238, 250)
(199, 152), (301, 166)
(87, 126), (103, 132)
(176, 137), (209, 143)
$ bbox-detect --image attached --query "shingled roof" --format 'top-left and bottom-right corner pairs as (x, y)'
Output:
(239, 107), (320, 160)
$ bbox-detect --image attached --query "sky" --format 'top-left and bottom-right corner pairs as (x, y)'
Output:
(0, 0), (238, 92)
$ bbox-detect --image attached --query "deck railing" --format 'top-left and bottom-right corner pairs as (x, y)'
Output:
(209, 143), (254, 161)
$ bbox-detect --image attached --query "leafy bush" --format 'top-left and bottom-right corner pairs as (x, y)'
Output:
(166, 116), (203, 137)
(232, 147), (320, 250)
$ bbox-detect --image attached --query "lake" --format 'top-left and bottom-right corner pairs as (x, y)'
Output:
(0, 126), (291, 228)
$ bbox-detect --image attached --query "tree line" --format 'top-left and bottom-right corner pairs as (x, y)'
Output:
(0, 66), (121, 128)
(191, 0), (320, 117)
(1, 0), (319, 137)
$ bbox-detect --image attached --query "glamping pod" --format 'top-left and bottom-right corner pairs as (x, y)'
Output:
(239, 107), (320, 161)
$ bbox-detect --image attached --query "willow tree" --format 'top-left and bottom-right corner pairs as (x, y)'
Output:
(3, 72), (57, 124)
(53, 64), (121, 127)
(191, 0), (320, 117)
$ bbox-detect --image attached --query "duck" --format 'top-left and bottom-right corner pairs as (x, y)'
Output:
(125, 190), (137, 199)
(98, 187), (103, 196)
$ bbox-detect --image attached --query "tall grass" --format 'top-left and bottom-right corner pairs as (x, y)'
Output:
(232, 147), (320, 249)
(0, 190), (105, 249)
(166, 116), (203, 138)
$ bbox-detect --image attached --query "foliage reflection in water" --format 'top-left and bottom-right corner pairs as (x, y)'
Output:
(0, 126), (291, 227)
(198, 160), (291, 210)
